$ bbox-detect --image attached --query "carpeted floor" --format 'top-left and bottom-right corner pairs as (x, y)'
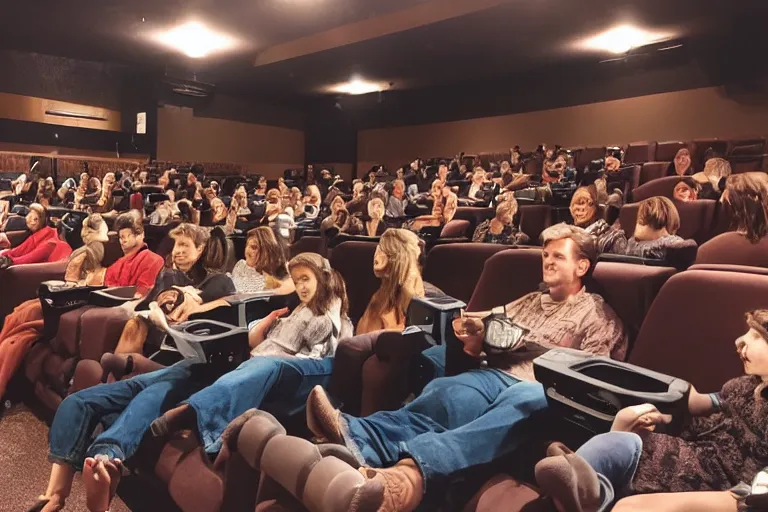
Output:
(0, 404), (132, 512)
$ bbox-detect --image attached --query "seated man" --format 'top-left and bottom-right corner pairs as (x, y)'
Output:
(307, 223), (628, 511)
(103, 210), (165, 297)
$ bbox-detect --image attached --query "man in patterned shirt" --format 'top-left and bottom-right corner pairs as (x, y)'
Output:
(307, 223), (628, 511)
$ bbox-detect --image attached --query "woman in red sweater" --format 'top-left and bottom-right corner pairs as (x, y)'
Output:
(0, 204), (71, 269)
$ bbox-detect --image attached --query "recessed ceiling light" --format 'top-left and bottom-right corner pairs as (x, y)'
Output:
(579, 25), (672, 54)
(153, 21), (237, 58)
(326, 77), (390, 95)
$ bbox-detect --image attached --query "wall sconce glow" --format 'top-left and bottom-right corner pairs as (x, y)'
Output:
(327, 78), (389, 95)
(153, 21), (237, 58)
(579, 25), (672, 54)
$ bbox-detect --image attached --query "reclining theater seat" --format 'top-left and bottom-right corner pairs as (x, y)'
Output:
(330, 246), (540, 418)
(636, 161), (670, 188)
(623, 141), (657, 165)
(0, 260), (68, 330)
(464, 266), (767, 512)
(695, 232), (768, 268)
(328, 241), (379, 324)
(422, 243), (509, 304)
(619, 199), (718, 245)
(518, 205), (552, 245)
(630, 175), (680, 202)
(23, 237), (161, 414)
(655, 140), (687, 162)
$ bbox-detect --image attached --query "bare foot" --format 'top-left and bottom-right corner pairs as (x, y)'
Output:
(82, 457), (122, 512)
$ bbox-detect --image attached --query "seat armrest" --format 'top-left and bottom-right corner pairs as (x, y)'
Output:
(78, 307), (132, 361)
(88, 286), (137, 307)
(0, 260), (68, 323)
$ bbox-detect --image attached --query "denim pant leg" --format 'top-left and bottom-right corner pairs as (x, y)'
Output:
(402, 380), (549, 492)
(575, 432), (643, 511)
(49, 361), (197, 470)
(344, 369), (516, 468)
(420, 344), (446, 380)
(85, 361), (202, 463)
(187, 356), (334, 454)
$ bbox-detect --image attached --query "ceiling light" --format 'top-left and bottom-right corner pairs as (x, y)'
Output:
(327, 78), (390, 95)
(579, 25), (672, 54)
(153, 21), (237, 58)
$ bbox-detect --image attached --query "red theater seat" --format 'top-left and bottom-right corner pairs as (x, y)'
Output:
(619, 199), (717, 244)
(695, 232), (768, 268)
(631, 175), (680, 202)
(518, 204), (552, 244)
(637, 161), (671, 187)
(624, 141), (657, 165)
(654, 141), (686, 161)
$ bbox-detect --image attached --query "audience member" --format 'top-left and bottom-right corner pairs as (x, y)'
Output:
(694, 157), (732, 200)
(356, 229), (425, 334)
(386, 179), (409, 218)
(230, 226), (294, 295)
(305, 224), (627, 510)
(697, 172), (768, 267)
(672, 177), (700, 202)
(408, 179), (458, 232)
(610, 196), (697, 259)
(0, 214), (107, 401)
(111, 224), (234, 355)
(667, 148), (694, 177)
(569, 185), (623, 253)
(102, 211), (165, 297)
(472, 199), (530, 245)
(535, 309), (768, 512)
(364, 197), (387, 237)
(0, 204), (71, 269)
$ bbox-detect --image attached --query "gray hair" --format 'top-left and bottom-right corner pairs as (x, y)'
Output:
(540, 223), (597, 271)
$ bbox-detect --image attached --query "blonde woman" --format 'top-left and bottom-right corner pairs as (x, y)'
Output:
(356, 228), (425, 334)
(694, 157), (732, 200)
(472, 199), (530, 245)
(365, 197), (387, 237)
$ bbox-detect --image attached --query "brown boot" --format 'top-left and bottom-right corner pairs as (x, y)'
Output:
(306, 385), (344, 444)
(358, 460), (423, 512)
(535, 454), (600, 512)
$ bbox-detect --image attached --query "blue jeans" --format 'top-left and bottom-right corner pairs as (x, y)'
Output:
(187, 356), (334, 454)
(342, 368), (549, 491)
(420, 344), (446, 379)
(575, 432), (643, 511)
(49, 360), (201, 470)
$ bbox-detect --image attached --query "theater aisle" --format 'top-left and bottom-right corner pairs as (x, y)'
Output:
(0, 405), (131, 512)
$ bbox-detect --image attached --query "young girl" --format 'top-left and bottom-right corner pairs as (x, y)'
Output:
(29, 253), (352, 512)
(536, 309), (768, 512)
(229, 226), (295, 295)
(356, 228), (425, 334)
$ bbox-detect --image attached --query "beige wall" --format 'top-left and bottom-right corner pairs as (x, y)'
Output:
(0, 92), (121, 131)
(358, 86), (768, 170)
(157, 105), (304, 178)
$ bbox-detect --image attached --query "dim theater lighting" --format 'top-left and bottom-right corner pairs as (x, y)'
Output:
(153, 21), (237, 58)
(580, 25), (672, 54)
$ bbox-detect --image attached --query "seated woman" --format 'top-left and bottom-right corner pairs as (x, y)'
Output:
(208, 197), (229, 226)
(408, 179), (458, 232)
(693, 157), (732, 201)
(31, 253), (352, 512)
(229, 226), (295, 295)
(0, 215), (107, 401)
(73, 173), (102, 211)
(111, 223), (235, 355)
(472, 198), (530, 245)
(320, 195), (347, 233)
(36, 177), (56, 209)
(364, 197), (388, 237)
(696, 172), (768, 267)
(535, 309), (768, 512)
(609, 196), (697, 259)
(667, 148), (694, 177)
(461, 167), (492, 204)
(356, 229), (425, 334)
(87, 173), (117, 215)
(261, 189), (284, 226)
(569, 185), (623, 253)
(0, 204), (72, 269)
(672, 177), (700, 202)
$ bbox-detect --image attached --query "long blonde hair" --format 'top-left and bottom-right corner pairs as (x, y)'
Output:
(363, 229), (425, 326)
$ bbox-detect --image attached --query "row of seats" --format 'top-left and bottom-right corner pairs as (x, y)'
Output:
(156, 244), (768, 512)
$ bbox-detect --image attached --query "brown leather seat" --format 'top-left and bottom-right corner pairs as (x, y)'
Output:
(655, 141), (686, 162)
(695, 232), (768, 268)
(624, 141), (657, 165)
(619, 199), (717, 244)
(328, 241), (379, 324)
(631, 175), (680, 202)
(637, 161), (671, 187)
(689, 138), (728, 170)
(518, 205), (552, 245)
(440, 219), (472, 239)
(422, 243), (510, 304)
(574, 146), (606, 171)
